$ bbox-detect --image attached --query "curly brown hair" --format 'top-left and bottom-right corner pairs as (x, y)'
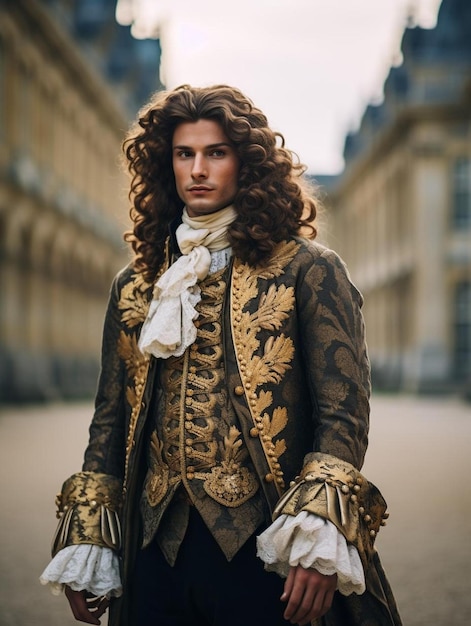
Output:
(123, 84), (318, 280)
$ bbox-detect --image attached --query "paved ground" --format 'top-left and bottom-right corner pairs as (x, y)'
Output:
(0, 393), (470, 626)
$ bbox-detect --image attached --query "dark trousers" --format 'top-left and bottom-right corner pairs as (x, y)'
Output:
(131, 507), (291, 626)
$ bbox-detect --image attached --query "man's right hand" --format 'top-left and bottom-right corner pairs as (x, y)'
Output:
(65, 586), (109, 624)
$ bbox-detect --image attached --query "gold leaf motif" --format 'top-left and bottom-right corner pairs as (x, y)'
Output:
(117, 330), (134, 360)
(145, 431), (169, 507)
(247, 240), (300, 282)
(250, 335), (295, 384)
(221, 425), (245, 464)
(274, 438), (287, 458)
(231, 241), (299, 493)
(117, 331), (146, 378)
(253, 390), (273, 415)
(118, 272), (153, 328)
(269, 406), (289, 438)
(204, 424), (259, 507)
(255, 284), (295, 330)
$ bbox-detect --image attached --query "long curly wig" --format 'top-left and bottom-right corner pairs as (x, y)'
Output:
(123, 84), (318, 281)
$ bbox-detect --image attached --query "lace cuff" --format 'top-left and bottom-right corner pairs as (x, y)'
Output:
(52, 472), (122, 556)
(39, 544), (122, 598)
(273, 453), (389, 568)
(257, 512), (365, 595)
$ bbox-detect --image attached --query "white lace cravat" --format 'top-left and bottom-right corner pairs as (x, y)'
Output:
(138, 206), (236, 359)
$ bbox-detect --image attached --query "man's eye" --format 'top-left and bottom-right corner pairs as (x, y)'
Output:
(177, 150), (192, 158)
(211, 150), (225, 157)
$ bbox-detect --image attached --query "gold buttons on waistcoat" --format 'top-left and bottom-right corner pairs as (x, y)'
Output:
(234, 385), (244, 396)
(264, 473), (275, 483)
(249, 427), (259, 437)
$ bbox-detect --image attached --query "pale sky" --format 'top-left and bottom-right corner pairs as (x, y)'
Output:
(117, 0), (443, 174)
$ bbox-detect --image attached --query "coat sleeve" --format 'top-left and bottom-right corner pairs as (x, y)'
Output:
(299, 246), (371, 469)
(273, 247), (389, 568)
(83, 272), (127, 477)
(49, 272), (128, 556)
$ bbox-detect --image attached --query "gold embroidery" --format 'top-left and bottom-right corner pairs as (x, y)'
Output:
(118, 272), (153, 328)
(148, 269), (260, 508)
(231, 241), (299, 493)
(117, 271), (153, 492)
(123, 356), (150, 493)
(145, 432), (170, 506)
(117, 331), (144, 377)
(262, 406), (288, 458)
(273, 453), (390, 565)
(203, 425), (259, 507)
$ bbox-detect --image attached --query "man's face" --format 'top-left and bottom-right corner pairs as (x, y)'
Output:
(172, 118), (240, 217)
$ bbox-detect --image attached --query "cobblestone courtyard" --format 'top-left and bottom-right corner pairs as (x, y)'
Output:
(0, 393), (470, 625)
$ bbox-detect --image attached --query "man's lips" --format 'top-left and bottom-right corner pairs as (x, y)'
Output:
(188, 185), (213, 192)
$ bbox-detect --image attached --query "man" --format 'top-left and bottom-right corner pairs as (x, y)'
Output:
(40, 84), (402, 626)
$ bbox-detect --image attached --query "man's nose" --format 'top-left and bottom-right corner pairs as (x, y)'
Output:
(191, 154), (208, 179)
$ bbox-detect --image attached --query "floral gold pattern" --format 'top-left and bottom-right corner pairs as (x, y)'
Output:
(52, 471), (122, 556)
(230, 241), (299, 493)
(145, 431), (170, 506)
(273, 452), (389, 568)
(117, 271), (153, 492)
(118, 272), (153, 328)
(145, 268), (260, 510)
(203, 425), (259, 506)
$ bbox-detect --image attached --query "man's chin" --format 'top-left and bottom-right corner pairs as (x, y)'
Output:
(185, 203), (228, 217)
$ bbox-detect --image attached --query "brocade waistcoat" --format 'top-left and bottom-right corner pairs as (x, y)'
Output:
(139, 265), (266, 563)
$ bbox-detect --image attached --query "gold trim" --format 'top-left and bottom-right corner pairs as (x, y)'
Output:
(123, 355), (150, 493)
(52, 471), (122, 556)
(117, 270), (154, 494)
(273, 453), (389, 565)
(230, 241), (299, 494)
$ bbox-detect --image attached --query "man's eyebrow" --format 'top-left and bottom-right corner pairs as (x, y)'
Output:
(172, 142), (232, 150)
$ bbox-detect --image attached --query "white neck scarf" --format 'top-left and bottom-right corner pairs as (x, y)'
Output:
(138, 205), (236, 359)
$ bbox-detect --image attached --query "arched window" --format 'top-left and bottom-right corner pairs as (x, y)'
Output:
(453, 281), (471, 381)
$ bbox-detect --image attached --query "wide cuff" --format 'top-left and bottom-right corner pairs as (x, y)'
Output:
(52, 472), (122, 557)
(40, 544), (122, 597)
(273, 453), (389, 568)
(257, 511), (365, 595)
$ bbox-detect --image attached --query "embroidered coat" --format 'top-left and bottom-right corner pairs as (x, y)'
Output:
(52, 237), (402, 626)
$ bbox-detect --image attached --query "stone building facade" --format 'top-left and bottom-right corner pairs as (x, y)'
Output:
(0, 0), (163, 402)
(322, 0), (471, 395)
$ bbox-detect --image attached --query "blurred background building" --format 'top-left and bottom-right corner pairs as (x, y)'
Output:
(319, 0), (471, 397)
(0, 0), (164, 402)
(1, 0), (469, 404)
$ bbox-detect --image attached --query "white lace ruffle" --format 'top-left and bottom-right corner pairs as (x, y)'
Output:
(256, 512), (365, 596)
(138, 246), (211, 359)
(39, 544), (122, 598)
(138, 206), (235, 360)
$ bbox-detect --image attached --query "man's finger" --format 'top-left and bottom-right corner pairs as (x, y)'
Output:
(64, 587), (102, 625)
